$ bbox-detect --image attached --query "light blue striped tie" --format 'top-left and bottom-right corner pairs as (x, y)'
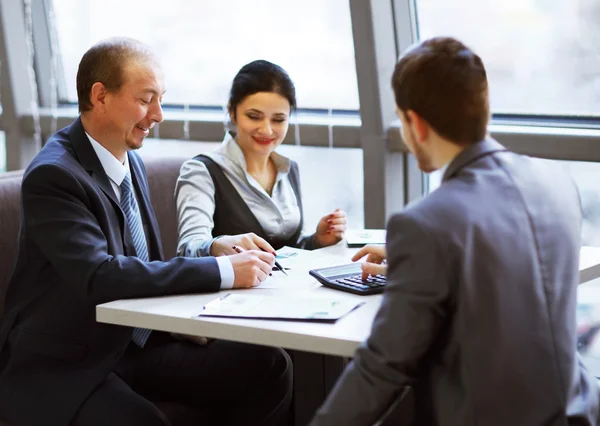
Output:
(120, 172), (152, 348)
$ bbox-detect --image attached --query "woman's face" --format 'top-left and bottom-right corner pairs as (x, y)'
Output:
(231, 91), (291, 157)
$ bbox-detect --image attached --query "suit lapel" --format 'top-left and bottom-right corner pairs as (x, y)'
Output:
(128, 152), (164, 261)
(68, 118), (137, 257)
(68, 118), (120, 207)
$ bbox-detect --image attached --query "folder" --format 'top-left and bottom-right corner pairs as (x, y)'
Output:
(197, 293), (363, 322)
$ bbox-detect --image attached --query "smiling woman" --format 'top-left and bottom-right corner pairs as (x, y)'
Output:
(174, 60), (348, 259)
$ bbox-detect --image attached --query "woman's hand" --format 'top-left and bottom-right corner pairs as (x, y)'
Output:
(314, 209), (347, 248)
(210, 233), (276, 257)
(352, 244), (387, 279)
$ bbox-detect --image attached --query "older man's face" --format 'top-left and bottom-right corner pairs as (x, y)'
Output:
(103, 59), (165, 151)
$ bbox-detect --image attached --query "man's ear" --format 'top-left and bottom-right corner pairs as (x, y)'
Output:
(406, 110), (430, 143)
(89, 82), (108, 112)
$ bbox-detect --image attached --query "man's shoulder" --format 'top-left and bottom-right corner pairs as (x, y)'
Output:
(396, 181), (468, 227)
(24, 123), (84, 183)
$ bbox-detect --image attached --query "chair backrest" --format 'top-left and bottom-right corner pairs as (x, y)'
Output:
(139, 154), (189, 260)
(0, 171), (24, 317)
(0, 154), (189, 317)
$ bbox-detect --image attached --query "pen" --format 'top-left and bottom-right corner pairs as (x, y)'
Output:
(273, 260), (288, 276)
(231, 246), (288, 276)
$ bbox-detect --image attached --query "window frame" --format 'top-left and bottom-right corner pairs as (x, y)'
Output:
(2, 0), (600, 227)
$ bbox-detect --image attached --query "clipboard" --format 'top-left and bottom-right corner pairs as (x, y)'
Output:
(197, 293), (364, 322)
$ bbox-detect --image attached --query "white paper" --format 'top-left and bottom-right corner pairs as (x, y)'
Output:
(275, 246), (351, 272)
(254, 272), (296, 289)
(345, 229), (386, 245)
(198, 293), (363, 321)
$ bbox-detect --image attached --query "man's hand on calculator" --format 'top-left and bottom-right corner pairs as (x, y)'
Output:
(352, 244), (387, 280)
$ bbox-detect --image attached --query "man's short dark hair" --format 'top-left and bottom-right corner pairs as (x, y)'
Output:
(76, 37), (155, 112)
(391, 37), (489, 145)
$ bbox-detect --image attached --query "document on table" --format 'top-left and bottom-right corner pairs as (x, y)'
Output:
(345, 229), (386, 247)
(275, 246), (350, 271)
(254, 272), (297, 289)
(197, 293), (364, 322)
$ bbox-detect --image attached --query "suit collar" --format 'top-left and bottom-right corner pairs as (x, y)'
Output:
(67, 118), (120, 206)
(68, 117), (104, 174)
(442, 137), (507, 182)
(86, 132), (129, 187)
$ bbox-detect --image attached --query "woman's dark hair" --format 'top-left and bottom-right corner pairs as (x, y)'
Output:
(228, 60), (296, 118)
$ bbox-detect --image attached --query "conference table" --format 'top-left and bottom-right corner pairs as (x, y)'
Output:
(96, 244), (600, 424)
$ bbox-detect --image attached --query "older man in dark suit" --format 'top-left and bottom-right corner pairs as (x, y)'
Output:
(311, 37), (599, 426)
(0, 37), (292, 426)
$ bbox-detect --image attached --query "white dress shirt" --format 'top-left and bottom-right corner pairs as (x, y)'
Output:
(86, 133), (234, 289)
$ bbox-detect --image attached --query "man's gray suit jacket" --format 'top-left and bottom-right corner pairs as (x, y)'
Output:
(312, 138), (599, 426)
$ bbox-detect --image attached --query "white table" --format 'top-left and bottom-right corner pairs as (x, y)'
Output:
(97, 244), (377, 357)
(97, 245), (600, 358)
(97, 244), (373, 425)
(96, 244), (600, 425)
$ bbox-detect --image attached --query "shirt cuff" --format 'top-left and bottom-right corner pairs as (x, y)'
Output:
(205, 235), (225, 257)
(216, 256), (234, 289)
(183, 238), (213, 258)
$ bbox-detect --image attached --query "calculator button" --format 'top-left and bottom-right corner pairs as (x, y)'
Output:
(353, 284), (369, 290)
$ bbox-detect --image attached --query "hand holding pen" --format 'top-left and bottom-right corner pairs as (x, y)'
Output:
(232, 246), (287, 276)
(228, 246), (275, 288)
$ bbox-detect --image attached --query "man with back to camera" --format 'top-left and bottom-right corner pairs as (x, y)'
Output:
(311, 36), (600, 426)
(0, 37), (292, 426)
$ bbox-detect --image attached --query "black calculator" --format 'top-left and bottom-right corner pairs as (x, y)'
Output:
(309, 263), (387, 295)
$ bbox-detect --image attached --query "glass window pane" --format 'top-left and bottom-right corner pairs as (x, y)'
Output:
(51, 0), (359, 110)
(556, 160), (600, 377)
(416, 0), (600, 116)
(277, 145), (364, 232)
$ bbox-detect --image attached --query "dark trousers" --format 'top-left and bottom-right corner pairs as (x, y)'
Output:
(70, 332), (293, 426)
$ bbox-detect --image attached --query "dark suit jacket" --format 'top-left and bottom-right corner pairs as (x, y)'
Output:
(312, 139), (599, 426)
(0, 118), (221, 426)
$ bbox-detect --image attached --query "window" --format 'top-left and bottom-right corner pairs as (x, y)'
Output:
(277, 145), (365, 232)
(51, 0), (359, 110)
(416, 0), (600, 116)
(556, 160), (600, 376)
